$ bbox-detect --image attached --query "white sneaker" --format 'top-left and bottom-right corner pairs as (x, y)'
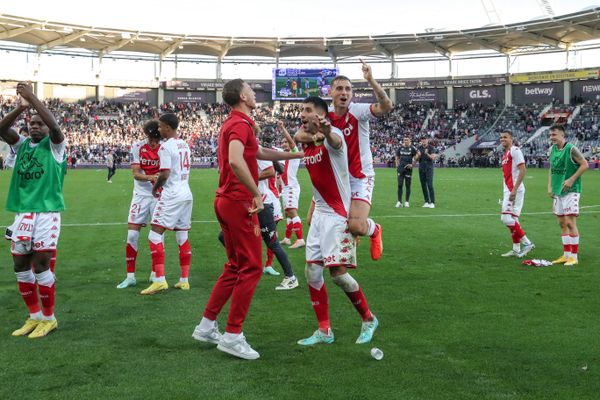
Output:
(276, 276), (299, 290)
(395, 201), (402, 208)
(263, 266), (280, 276)
(518, 242), (535, 258)
(428, 203), (435, 209)
(289, 239), (306, 249)
(404, 202), (410, 208)
(501, 250), (520, 257)
(116, 276), (136, 289)
(192, 322), (222, 344)
(217, 334), (260, 360)
(422, 203), (430, 208)
(280, 237), (291, 245)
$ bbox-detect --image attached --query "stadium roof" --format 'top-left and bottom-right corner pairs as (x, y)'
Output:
(1, 8), (600, 61)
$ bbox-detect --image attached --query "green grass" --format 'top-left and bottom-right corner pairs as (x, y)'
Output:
(0, 167), (599, 400)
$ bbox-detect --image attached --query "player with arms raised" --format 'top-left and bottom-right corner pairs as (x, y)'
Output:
(296, 61), (393, 260)
(296, 96), (378, 346)
(117, 120), (162, 289)
(140, 113), (193, 294)
(0, 82), (66, 338)
(547, 125), (588, 266)
(276, 120), (305, 248)
(499, 130), (534, 258)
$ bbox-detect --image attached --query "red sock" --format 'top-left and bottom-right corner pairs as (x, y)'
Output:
(38, 284), (55, 317)
(266, 248), (274, 267)
(49, 250), (56, 273)
(309, 283), (330, 331)
(570, 235), (579, 255)
(178, 240), (191, 279)
(293, 221), (304, 240)
(345, 287), (373, 321)
(126, 244), (137, 274)
(149, 241), (165, 278)
(285, 221), (293, 240)
(18, 281), (41, 315)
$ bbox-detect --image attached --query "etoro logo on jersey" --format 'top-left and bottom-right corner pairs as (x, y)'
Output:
(17, 152), (45, 181)
(304, 149), (323, 166)
(342, 123), (354, 136)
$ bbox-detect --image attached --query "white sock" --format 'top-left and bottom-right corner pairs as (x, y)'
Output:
(512, 243), (521, 252)
(30, 311), (43, 320)
(179, 277), (188, 283)
(222, 332), (242, 342)
(366, 218), (376, 237)
(521, 236), (531, 246)
(562, 235), (571, 258)
(198, 317), (216, 331)
(570, 235), (579, 259)
(154, 276), (166, 283)
(127, 273), (135, 279)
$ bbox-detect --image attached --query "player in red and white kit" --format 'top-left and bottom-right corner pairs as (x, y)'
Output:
(117, 120), (161, 289)
(140, 113), (193, 295)
(296, 96), (378, 346)
(499, 130), (534, 258)
(296, 60), (393, 261)
(276, 120), (305, 249)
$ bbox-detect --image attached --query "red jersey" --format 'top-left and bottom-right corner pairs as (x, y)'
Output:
(216, 110), (258, 201)
(501, 145), (525, 192)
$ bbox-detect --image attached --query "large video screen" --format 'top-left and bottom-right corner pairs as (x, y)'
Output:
(272, 68), (339, 100)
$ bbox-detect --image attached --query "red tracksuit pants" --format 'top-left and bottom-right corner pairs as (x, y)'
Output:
(203, 196), (263, 333)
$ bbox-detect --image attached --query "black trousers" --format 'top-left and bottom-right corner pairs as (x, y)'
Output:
(397, 168), (413, 202)
(218, 203), (294, 277)
(107, 166), (116, 181)
(419, 167), (435, 204)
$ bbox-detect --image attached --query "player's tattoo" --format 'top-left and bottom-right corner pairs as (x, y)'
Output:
(570, 146), (586, 164)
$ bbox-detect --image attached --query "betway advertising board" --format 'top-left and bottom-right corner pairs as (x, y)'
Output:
(512, 83), (563, 104)
(454, 86), (504, 104)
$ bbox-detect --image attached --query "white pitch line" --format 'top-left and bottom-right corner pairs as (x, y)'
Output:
(1, 205), (599, 228)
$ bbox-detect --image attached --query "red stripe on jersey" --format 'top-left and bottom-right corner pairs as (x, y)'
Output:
(282, 160), (289, 186)
(502, 149), (514, 192)
(303, 143), (347, 218)
(328, 111), (365, 179)
(268, 175), (279, 197)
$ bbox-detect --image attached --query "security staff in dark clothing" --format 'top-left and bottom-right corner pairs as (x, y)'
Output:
(416, 137), (438, 208)
(395, 136), (419, 208)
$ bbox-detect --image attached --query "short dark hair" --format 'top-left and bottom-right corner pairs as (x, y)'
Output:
(159, 113), (179, 130)
(330, 75), (352, 87)
(223, 78), (246, 107)
(500, 130), (513, 136)
(303, 96), (329, 115)
(143, 120), (160, 139)
(549, 124), (565, 134)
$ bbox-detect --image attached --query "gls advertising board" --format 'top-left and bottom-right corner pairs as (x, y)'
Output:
(453, 86), (504, 104)
(512, 82), (563, 104)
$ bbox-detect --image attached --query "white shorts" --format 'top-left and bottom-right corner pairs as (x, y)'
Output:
(350, 175), (375, 205)
(128, 194), (158, 226)
(10, 212), (61, 255)
(501, 190), (525, 218)
(553, 192), (580, 217)
(265, 191), (283, 222)
(305, 212), (356, 268)
(151, 199), (193, 231)
(282, 185), (300, 210)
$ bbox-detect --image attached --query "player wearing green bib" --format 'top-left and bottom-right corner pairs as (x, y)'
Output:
(547, 125), (588, 267)
(0, 82), (66, 339)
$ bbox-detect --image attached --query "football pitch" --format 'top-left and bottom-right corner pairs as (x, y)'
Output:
(0, 167), (599, 400)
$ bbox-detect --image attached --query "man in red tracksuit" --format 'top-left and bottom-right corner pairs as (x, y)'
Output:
(192, 78), (303, 360)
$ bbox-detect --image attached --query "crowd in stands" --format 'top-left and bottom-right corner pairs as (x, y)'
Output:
(1, 95), (599, 169)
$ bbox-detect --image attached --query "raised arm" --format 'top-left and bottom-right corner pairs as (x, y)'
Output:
(17, 82), (64, 144)
(360, 59), (393, 117)
(277, 120), (297, 150)
(0, 101), (27, 145)
(257, 146), (303, 161)
(317, 116), (342, 149)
